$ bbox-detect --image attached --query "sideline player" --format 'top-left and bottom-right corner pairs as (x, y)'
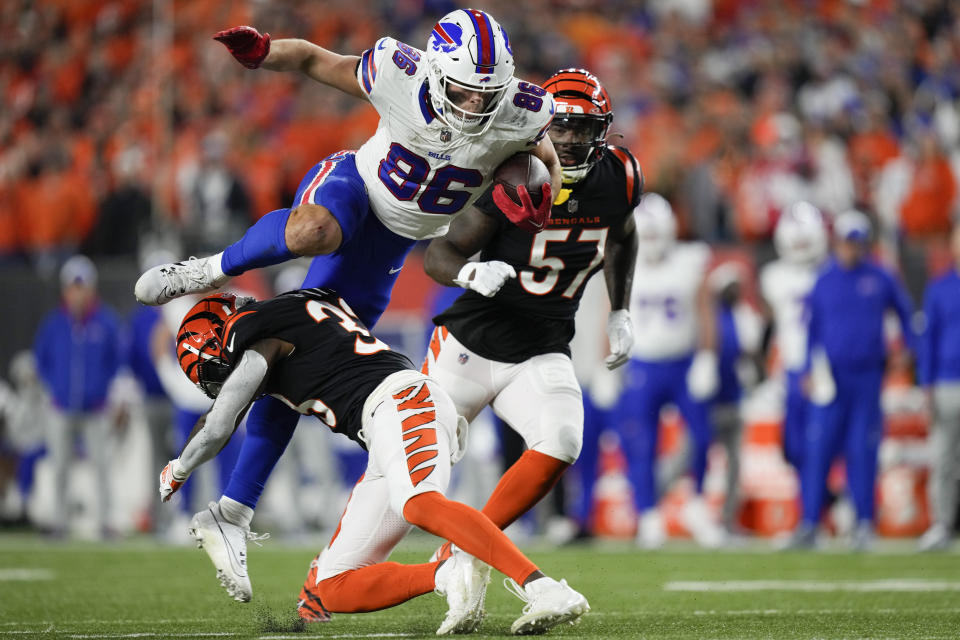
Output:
(421, 68), (640, 550)
(759, 202), (828, 476)
(159, 290), (589, 635)
(137, 9), (560, 600)
(616, 193), (725, 548)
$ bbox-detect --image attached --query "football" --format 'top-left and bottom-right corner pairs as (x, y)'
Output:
(492, 153), (551, 208)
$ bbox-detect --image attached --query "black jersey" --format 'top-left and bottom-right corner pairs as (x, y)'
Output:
(434, 146), (643, 363)
(221, 288), (414, 446)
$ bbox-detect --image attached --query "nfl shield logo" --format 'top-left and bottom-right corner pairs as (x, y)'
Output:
(440, 129), (452, 142)
(458, 353), (469, 364)
(568, 199), (579, 213)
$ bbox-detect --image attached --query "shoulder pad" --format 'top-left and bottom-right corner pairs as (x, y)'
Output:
(607, 146), (644, 207)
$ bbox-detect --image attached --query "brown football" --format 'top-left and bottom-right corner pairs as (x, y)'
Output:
(492, 153), (551, 208)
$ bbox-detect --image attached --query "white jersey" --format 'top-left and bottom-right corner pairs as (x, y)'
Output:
(353, 38), (554, 240)
(629, 242), (711, 361)
(760, 258), (819, 372)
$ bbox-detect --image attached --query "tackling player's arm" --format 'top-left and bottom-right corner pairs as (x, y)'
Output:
(159, 338), (294, 501)
(424, 206), (516, 298)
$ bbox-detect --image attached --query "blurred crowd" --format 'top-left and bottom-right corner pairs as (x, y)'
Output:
(1, 0), (959, 545)
(2, 1), (958, 275)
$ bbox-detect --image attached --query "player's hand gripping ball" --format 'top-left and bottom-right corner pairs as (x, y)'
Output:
(492, 153), (553, 233)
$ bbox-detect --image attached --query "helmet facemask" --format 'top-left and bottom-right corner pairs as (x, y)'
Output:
(427, 65), (511, 135)
(549, 114), (611, 183)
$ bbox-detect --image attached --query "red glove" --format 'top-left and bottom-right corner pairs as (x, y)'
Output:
(492, 182), (553, 233)
(213, 26), (271, 69)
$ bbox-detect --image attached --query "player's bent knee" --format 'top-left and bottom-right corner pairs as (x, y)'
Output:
(401, 490), (447, 530)
(285, 204), (343, 255)
(533, 422), (582, 464)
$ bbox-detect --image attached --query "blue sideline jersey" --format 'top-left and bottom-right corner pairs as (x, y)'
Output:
(34, 303), (122, 411)
(918, 268), (960, 385)
(806, 257), (916, 371)
(126, 306), (165, 398)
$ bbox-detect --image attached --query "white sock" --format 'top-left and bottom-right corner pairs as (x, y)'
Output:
(210, 252), (227, 281)
(218, 496), (253, 528)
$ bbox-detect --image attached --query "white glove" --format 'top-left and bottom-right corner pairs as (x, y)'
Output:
(687, 350), (719, 401)
(605, 310), (633, 370)
(450, 415), (469, 465)
(453, 261), (516, 297)
(808, 347), (836, 406)
(159, 458), (190, 502)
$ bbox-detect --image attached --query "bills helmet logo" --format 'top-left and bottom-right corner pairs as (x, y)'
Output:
(430, 22), (463, 53)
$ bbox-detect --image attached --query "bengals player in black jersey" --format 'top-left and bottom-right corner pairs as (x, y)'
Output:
(158, 289), (588, 635)
(423, 68), (641, 552)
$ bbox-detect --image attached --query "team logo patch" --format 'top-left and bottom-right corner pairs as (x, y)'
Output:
(458, 353), (469, 365)
(430, 22), (463, 52)
(440, 128), (452, 142)
(568, 199), (579, 213)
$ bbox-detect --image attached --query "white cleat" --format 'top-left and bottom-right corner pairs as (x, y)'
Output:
(135, 255), (229, 305)
(637, 509), (666, 549)
(506, 576), (590, 635)
(682, 497), (727, 549)
(918, 523), (952, 552)
(188, 502), (269, 602)
(434, 548), (491, 635)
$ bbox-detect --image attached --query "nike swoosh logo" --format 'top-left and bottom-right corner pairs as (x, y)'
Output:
(389, 267), (402, 274)
(377, 40), (386, 50)
(225, 332), (236, 353)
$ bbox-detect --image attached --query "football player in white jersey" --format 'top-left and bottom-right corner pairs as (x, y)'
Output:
(759, 201), (828, 476)
(616, 193), (726, 548)
(137, 9), (561, 604)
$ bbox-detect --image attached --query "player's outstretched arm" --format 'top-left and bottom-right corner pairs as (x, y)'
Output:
(603, 213), (638, 369)
(264, 39), (364, 98)
(425, 207), (515, 297)
(214, 26), (364, 99)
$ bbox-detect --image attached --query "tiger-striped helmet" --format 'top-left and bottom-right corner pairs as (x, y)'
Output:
(176, 293), (238, 399)
(543, 68), (613, 183)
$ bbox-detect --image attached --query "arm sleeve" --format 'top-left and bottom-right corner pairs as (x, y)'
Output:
(917, 285), (938, 386)
(178, 350), (269, 475)
(356, 37), (394, 101)
(608, 146), (644, 209)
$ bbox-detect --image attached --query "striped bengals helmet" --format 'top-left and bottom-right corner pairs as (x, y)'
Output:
(176, 293), (238, 399)
(542, 68), (613, 183)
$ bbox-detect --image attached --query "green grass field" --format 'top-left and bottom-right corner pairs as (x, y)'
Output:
(2, 534), (959, 639)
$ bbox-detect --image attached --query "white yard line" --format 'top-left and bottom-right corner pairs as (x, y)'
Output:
(261, 635), (415, 639)
(665, 579), (960, 592)
(0, 569), (54, 581)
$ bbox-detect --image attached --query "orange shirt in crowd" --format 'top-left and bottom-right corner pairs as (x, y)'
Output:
(900, 154), (957, 237)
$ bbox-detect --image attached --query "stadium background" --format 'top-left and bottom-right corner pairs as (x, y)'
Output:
(0, 0), (958, 542)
